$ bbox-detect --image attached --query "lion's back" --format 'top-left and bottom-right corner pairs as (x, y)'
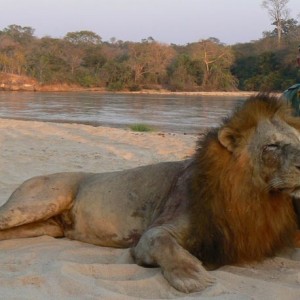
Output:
(66, 160), (188, 247)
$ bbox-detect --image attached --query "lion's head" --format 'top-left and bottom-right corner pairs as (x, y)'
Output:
(187, 95), (300, 268)
(219, 95), (300, 196)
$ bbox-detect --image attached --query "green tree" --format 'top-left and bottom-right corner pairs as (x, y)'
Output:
(100, 60), (131, 90)
(1, 24), (35, 45)
(64, 31), (102, 45)
(232, 50), (290, 91)
(78, 47), (107, 86)
(167, 54), (203, 91)
(26, 37), (69, 83)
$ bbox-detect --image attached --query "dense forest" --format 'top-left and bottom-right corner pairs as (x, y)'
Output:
(0, 21), (299, 92)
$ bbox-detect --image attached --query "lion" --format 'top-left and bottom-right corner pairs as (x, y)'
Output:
(0, 95), (300, 293)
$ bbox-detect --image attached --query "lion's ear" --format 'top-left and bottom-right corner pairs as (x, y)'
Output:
(218, 127), (237, 152)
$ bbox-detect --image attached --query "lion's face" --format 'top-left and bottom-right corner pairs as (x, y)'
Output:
(250, 118), (300, 195)
(219, 116), (300, 196)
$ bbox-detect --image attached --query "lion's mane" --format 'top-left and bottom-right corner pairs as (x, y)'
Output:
(186, 95), (298, 268)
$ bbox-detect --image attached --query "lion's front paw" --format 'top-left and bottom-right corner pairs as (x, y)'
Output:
(162, 261), (215, 293)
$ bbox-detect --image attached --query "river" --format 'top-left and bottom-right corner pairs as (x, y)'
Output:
(0, 92), (246, 134)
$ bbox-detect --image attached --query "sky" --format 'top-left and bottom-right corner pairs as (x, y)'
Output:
(0, 0), (299, 45)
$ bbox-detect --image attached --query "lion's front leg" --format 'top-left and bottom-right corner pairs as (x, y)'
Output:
(131, 227), (214, 293)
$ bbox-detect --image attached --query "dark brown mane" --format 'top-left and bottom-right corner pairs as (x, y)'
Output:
(186, 95), (297, 268)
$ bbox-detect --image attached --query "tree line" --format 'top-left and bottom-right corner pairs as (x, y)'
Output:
(0, 21), (299, 92)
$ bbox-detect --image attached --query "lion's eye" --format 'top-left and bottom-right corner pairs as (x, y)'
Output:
(262, 144), (281, 166)
(264, 144), (279, 151)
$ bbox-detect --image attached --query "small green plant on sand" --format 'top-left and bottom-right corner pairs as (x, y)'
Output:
(129, 123), (153, 132)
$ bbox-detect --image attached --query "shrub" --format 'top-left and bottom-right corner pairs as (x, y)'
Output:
(106, 81), (124, 91)
(128, 84), (141, 91)
(129, 123), (153, 132)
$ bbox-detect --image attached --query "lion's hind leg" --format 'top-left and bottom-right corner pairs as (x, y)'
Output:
(0, 173), (86, 231)
(0, 218), (64, 240)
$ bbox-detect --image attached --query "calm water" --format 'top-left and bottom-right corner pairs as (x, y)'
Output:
(0, 92), (246, 134)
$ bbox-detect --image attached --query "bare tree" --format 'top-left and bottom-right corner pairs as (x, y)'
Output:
(189, 39), (237, 91)
(127, 41), (175, 85)
(262, 0), (290, 46)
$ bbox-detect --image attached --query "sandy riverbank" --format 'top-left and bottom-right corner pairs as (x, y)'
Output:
(0, 118), (299, 299)
(36, 87), (262, 98)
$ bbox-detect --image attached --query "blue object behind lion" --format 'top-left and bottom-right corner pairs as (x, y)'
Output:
(283, 84), (300, 116)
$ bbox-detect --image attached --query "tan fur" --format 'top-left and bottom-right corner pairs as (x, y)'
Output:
(0, 95), (300, 293)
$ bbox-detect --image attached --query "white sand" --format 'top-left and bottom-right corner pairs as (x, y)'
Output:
(0, 118), (300, 299)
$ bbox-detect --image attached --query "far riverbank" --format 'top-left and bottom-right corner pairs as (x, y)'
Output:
(0, 72), (264, 97)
